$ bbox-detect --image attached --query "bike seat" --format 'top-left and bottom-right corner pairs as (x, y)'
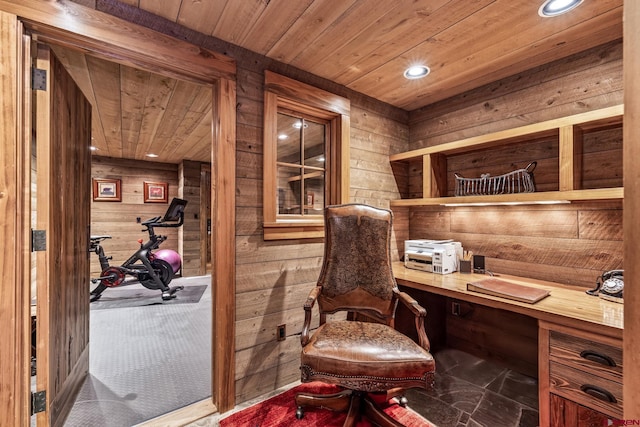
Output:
(90, 235), (112, 241)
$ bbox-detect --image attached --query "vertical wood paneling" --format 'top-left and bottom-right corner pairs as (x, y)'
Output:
(406, 41), (624, 289)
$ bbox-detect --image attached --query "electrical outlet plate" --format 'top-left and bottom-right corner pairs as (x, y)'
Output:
(277, 324), (286, 341)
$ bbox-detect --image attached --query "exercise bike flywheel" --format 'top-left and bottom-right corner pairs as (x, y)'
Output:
(100, 267), (126, 287)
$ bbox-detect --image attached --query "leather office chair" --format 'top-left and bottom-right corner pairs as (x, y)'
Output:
(295, 204), (435, 427)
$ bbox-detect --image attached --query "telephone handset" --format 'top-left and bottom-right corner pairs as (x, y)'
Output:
(586, 270), (623, 303)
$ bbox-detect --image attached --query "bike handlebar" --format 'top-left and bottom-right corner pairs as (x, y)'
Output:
(141, 211), (185, 232)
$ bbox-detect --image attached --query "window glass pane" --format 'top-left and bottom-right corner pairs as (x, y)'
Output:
(304, 170), (324, 215)
(277, 166), (302, 215)
(304, 120), (325, 169)
(277, 113), (302, 165)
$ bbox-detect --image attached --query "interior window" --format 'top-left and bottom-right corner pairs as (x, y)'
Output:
(276, 113), (326, 217)
(263, 71), (350, 240)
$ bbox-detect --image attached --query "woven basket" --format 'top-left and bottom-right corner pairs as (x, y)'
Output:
(454, 162), (537, 196)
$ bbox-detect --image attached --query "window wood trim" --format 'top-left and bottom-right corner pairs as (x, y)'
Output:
(263, 71), (350, 240)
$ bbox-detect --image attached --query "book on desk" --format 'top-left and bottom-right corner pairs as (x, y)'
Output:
(467, 278), (551, 304)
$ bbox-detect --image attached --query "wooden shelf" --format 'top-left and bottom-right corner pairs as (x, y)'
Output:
(390, 187), (624, 207)
(390, 105), (624, 205)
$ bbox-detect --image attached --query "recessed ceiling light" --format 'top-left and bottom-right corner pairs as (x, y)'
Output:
(292, 121), (308, 129)
(538, 0), (583, 17)
(146, 153), (159, 158)
(89, 146), (98, 151)
(278, 134), (288, 140)
(404, 65), (430, 80)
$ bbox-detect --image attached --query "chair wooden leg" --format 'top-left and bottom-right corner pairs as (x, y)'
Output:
(295, 388), (408, 426)
(362, 395), (405, 427)
(295, 389), (353, 419)
(343, 391), (362, 427)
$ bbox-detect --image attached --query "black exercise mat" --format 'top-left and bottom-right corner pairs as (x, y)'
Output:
(90, 284), (207, 310)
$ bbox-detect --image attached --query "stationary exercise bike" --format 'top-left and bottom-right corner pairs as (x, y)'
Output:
(89, 198), (188, 302)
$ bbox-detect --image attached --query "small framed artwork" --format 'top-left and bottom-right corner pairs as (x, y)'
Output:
(144, 181), (168, 203)
(93, 178), (121, 202)
(306, 191), (314, 208)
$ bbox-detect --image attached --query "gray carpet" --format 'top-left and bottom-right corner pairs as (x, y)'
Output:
(64, 275), (212, 427)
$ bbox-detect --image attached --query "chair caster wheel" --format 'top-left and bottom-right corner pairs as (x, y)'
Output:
(295, 407), (304, 420)
(398, 396), (408, 407)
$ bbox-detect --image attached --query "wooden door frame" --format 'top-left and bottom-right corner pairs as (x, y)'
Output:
(624, 0), (640, 420)
(0, 12), (31, 427)
(0, 1), (237, 425)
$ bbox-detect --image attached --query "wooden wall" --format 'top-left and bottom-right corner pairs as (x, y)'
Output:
(232, 65), (409, 403)
(406, 40), (623, 289)
(87, 2), (623, 408)
(179, 160), (203, 276)
(82, 0), (410, 395)
(90, 156), (180, 276)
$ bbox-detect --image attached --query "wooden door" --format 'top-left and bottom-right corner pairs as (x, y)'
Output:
(550, 394), (610, 427)
(33, 44), (92, 427)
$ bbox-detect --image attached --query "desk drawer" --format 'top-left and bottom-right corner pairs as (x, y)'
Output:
(549, 330), (622, 383)
(550, 361), (622, 419)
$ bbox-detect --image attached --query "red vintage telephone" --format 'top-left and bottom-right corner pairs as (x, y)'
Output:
(586, 270), (623, 303)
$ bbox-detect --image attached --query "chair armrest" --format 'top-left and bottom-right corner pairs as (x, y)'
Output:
(301, 286), (322, 346)
(395, 289), (431, 352)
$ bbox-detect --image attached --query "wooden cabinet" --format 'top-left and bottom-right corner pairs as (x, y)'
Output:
(550, 394), (610, 427)
(540, 321), (623, 426)
(389, 105), (623, 206)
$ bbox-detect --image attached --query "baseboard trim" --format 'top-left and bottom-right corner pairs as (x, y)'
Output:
(133, 398), (217, 427)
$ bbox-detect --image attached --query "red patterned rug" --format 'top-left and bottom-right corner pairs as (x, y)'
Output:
(219, 382), (434, 426)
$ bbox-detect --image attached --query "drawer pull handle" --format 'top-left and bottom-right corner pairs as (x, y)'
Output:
(580, 350), (616, 367)
(580, 384), (617, 403)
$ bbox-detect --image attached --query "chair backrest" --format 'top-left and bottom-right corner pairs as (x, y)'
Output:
(316, 204), (398, 324)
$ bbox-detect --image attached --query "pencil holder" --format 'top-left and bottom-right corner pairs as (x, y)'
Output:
(459, 260), (472, 273)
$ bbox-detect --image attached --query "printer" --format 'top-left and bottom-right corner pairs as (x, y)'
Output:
(404, 239), (463, 274)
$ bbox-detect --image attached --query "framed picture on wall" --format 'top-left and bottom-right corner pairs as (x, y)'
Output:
(144, 181), (168, 203)
(92, 178), (121, 202)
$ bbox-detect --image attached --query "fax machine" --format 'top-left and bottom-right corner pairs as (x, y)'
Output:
(404, 239), (462, 274)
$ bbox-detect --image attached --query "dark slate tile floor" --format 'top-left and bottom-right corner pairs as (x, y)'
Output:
(406, 348), (539, 427)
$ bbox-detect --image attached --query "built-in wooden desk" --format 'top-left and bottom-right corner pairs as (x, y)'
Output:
(392, 262), (624, 426)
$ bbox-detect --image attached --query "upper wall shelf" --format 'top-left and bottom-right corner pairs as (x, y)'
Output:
(390, 105), (624, 207)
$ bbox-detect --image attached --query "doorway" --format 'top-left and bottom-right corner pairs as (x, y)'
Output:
(0, 4), (237, 425)
(0, 4), (238, 425)
(28, 42), (217, 425)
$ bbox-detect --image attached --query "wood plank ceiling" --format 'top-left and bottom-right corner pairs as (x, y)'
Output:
(64, 0), (623, 163)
